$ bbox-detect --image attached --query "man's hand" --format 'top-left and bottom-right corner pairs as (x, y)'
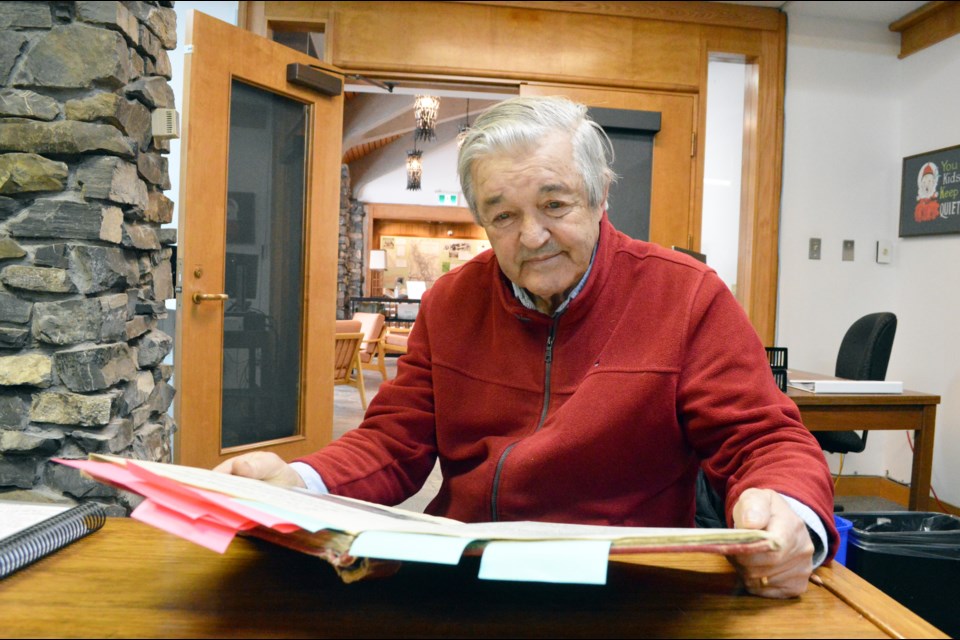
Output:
(728, 488), (815, 598)
(212, 452), (306, 489)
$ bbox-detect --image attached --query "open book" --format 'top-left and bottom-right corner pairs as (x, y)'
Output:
(56, 456), (778, 585)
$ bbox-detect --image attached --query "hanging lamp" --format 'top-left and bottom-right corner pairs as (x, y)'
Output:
(413, 94), (440, 142)
(406, 139), (423, 191)
(457, 98), (471, 149)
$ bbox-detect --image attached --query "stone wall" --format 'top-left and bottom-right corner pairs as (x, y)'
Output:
(0, 1), (176, 513)
(337, 164), (364, 319)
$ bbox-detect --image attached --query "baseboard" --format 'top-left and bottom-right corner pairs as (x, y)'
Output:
(834, 475), (960, 516)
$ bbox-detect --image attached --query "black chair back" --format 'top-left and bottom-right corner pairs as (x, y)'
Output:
(817, 312), (897, 456)
(835, 312), (897, 381)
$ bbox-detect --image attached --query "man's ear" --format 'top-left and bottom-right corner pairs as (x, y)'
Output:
(600, 181), (611, 214)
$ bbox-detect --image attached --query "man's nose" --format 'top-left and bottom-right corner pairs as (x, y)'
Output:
(518, 211), (549, 248)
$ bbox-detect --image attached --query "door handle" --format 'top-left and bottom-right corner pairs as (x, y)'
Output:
(192, 292), (229, 304)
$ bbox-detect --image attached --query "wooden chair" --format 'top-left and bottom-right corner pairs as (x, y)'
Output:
(351, 312), (389, 381)
(334, 319), (366, 409)
(381, 326), (411, 356)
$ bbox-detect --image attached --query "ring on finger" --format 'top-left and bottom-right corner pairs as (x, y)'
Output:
(760, 576), (770, 587)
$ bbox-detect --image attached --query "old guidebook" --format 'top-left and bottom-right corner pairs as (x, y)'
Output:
(56, 455), (778, 585)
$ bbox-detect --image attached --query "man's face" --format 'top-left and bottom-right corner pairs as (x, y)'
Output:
(471, 131), (604, 314)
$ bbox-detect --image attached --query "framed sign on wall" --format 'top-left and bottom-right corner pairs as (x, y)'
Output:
(380, 235), (491, 293)
(900, 144), (960, 237)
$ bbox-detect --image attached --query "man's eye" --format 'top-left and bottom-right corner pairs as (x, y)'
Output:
(543, 201), (567, 214)
(490, 212), (514, 227)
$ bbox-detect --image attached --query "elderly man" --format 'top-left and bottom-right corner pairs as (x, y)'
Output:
(216, 96), (837, 598)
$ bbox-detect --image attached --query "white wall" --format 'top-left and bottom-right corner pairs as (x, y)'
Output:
(779, 14), (960, 506)
(352, 118), (468, 208)
(701, 60), (746, 293)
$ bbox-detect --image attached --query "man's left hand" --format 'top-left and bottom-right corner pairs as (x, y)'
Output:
(729, 488), (815, 598)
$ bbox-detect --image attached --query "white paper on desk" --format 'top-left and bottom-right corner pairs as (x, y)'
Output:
(478, 540), (612, 584)
(0, 502), (71, 539)
(788, 379), (903, 394)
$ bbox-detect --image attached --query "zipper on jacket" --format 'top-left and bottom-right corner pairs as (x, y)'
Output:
(490, 318), (559, 521)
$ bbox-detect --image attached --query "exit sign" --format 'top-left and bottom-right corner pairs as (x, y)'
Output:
(437, 192), (459, 206)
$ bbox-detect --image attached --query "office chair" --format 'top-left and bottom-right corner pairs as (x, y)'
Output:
(696, 313), (898, 526)
(814, 312), (898, 455)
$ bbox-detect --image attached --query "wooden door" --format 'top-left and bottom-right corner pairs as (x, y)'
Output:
(520, 83), (698, 251)
(175, 11), (344, 468)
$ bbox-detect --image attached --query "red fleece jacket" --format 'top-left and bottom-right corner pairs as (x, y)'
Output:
(299, 217), (838, 556)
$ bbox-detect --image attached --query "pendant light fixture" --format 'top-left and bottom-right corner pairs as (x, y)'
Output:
(406, 140), (423, 191)
(457, 98), (471, 149)
(413, 94), (440, 142)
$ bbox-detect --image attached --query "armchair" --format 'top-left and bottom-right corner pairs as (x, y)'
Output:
(334, 319), (366, 409)
(381, 326), (411, 356)
(351, 312), (389, 381)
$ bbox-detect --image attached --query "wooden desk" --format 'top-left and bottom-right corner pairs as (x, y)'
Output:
(0, 518), (946, 638)
(786, 370), (941, 511)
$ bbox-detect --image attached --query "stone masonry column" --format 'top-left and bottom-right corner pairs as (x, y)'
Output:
(0, 1), (177, 513)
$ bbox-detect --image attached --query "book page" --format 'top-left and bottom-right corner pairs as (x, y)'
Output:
(86, 455), (777, 547)
(0, 502), (72, 540)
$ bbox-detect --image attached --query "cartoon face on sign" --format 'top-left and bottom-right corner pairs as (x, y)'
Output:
(917, 162), (939, 199)
(914, 162), (940, 223)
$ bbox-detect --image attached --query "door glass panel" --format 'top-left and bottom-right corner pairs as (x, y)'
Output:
(222, 80), (308, 449)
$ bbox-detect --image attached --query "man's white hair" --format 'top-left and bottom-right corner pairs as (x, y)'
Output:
(457, 96), (616, 222)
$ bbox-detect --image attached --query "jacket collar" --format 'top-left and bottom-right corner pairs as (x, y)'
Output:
(495, 212), (619, 325)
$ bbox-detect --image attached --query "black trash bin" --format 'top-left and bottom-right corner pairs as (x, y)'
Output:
(844, 511), (960, 637)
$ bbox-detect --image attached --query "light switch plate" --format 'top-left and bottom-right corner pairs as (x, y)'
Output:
(809, 237), (821, 260)
(842, 240), (855, 261)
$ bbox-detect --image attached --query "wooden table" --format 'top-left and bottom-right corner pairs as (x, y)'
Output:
(786, 370), (941, 511)
(0, 518), (946, 638)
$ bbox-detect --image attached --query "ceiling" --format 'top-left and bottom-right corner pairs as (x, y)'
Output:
(340, 1), (930, 171)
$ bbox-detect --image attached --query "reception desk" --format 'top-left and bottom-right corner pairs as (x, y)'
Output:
(0, 518), (946, 638)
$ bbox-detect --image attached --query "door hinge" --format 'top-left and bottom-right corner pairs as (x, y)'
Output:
(691, 132), (697, 157)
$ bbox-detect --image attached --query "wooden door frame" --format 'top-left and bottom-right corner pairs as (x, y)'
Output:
(175, 11), (344, 468)
(521, 82), (698, 253)
(237, 1), (786, 344)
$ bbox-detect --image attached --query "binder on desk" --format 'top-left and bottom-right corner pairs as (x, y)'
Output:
(0, 501), (106, 579)
(55, 455), (780, 586)
(788, 379), (903, 394)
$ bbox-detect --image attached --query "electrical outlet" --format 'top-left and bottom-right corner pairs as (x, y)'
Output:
(843, 240), (855, 261)
(877, 240), (892, 264)
(808, 237), (821, 260)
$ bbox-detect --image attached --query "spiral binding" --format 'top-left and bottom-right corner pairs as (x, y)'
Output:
(0, 502), (106, 579)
